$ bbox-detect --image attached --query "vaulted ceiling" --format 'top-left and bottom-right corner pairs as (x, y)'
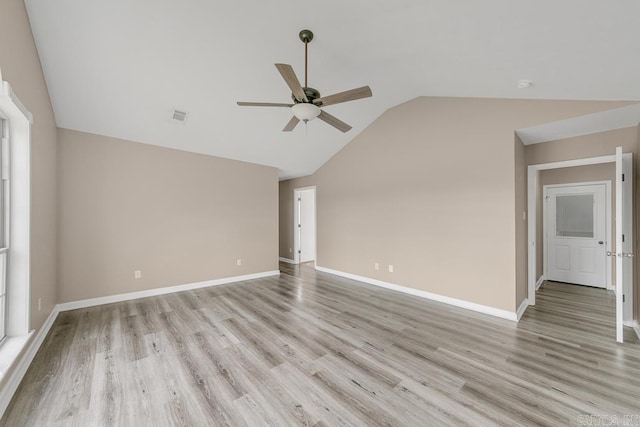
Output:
(25, 0), (640, 179)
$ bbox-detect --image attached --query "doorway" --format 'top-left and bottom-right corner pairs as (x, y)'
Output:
(544, 182), (610, 289)
(527, 149), (634, 342)
(294, 187), (316, 264)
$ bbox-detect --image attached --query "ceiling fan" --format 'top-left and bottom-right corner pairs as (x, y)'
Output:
(237, 29), (373, 133)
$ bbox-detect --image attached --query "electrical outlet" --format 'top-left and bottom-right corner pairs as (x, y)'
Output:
(388, 265), (394, 273)
(134, 270), (142, 279)
(38, 298), (42, 311)
(237, 259), (242, 266)
(289, 248), (292, 253)
(374, 263), (379, 270)
(523, 211), (526, 221)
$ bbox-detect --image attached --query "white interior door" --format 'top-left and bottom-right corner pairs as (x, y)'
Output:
(622, 153), (634, 326)
(615, 147), (633, 343)
(546, 184), (607, 288)
(294, 188), (316, 264)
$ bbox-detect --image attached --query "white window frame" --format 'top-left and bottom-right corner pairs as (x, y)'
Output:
(0, 118), (9, 342)
(0, 68), (32, 377)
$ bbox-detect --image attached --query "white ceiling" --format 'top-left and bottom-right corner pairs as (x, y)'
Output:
(25, 0), (640, 179)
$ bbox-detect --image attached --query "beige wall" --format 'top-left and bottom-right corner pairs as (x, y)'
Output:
(58, 129), (278, 302)
(525, 126), (638, 320)
(514, 136), (527, 308)
(525, 127), (638, 165)
(280, 97), (633, 312)
(0, 0), (58, 330)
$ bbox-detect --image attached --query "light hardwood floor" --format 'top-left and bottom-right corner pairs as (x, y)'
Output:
(3, 264), (640, 426)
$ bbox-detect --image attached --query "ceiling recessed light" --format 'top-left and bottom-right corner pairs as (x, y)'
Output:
(518, 80), (534, 89)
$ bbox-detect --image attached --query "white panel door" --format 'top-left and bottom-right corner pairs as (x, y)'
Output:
(615, 148), (633, 343)
(295, 188), (316, 263)
(621, 153), (634, 326)
(546, 184), (607, 288)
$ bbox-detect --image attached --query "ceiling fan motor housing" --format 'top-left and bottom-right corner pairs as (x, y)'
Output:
(293, 87), (321, 104)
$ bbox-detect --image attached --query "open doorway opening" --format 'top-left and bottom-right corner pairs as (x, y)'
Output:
(294, 187), (316, 265)
(528, 150), (634, 342)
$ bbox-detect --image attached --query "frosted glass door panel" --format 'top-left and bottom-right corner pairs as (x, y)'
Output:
(556, 194), (594, 238)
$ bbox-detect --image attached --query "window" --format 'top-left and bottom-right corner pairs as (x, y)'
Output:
(0, 71), (32, 356)
(555, 194), (595, 238)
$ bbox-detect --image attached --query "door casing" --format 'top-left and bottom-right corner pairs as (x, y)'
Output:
(527, 152), (634, 342)
(293, 186), (317, 265)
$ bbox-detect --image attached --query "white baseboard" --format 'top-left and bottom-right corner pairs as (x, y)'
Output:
(0, 269), (280, 418)
(0, 305), (59, 418)
(516, 298), (529, 320)
(625, 320), (640, 341)
(535, 275), (545, 290)
(57, 270), (280, 312)
(278, 257), (296, 265)
(633, 322), (640, 341)
(315, 265), (519, 321)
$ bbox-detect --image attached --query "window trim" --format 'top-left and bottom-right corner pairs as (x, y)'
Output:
(0, 68), (32, 352)
(0, 118), (9, 342)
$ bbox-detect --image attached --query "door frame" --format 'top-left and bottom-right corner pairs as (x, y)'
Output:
(293, 186), (317, 265)
(542, 181), (612, 290)
(527, 153), (633, 307)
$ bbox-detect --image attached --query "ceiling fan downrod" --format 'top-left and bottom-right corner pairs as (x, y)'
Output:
(299, 29), (314, 90)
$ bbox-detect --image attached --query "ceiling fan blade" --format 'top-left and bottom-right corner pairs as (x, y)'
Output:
(237, 102), (293, 107)
(318, 110), (352, 133)
(313, 86), (372, 107)
(275, 64), (308, 103)
(283, 116), (300, 132)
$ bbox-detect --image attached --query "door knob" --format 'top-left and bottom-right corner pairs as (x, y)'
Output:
(598, 241), (604, 245)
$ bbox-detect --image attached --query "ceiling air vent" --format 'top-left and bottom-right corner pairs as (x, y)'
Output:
(170, 109), (188, 123)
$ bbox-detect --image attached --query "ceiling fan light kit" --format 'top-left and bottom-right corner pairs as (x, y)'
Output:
(292, 103), (321, 122)
(237, 29), (372, 133)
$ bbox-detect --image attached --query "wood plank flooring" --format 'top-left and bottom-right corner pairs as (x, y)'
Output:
(3, 265), (640, 426)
